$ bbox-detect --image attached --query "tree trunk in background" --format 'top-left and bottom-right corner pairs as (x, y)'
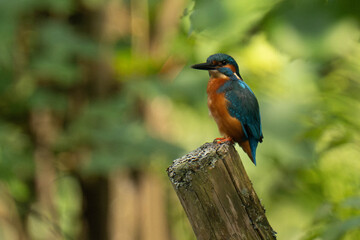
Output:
(0, 187), (29, 240)
(130, 0), (150, 57)
(79, 177), (109, 240)
(151, 0), (185, 58)
(109, 172), (138, 240)
(139, 172), (169, 240)
(108, 171), (169, 240)
(74, 2), (120, 239)
(30, 110), (61, 239)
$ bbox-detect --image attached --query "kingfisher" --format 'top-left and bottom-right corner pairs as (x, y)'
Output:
(192, 53), (263, 165)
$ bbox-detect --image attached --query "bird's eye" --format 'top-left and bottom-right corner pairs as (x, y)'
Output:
(221, 60), (227, 65)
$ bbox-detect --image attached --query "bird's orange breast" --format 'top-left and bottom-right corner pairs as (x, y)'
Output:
(207, 77), (245, 142)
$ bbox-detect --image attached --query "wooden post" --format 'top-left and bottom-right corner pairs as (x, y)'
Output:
(167, 142), (276, 240)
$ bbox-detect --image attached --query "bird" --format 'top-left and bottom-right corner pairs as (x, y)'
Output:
(191, 53), (263, 165)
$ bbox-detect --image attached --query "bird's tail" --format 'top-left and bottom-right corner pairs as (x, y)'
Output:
(239, 139), (258, 165)
(248, 138), (259, 165)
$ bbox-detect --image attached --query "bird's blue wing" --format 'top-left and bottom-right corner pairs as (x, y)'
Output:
(218, 78), (263, 141)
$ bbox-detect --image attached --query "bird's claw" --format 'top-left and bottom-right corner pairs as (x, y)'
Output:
(214, 137), (233, 144)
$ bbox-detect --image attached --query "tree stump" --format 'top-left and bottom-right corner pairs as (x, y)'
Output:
(167, 142), (276, 240)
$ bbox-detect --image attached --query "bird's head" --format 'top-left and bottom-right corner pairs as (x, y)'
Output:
(191, 53), (242, 79)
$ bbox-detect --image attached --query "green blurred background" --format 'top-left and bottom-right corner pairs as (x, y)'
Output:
(1, 0), (360, 239)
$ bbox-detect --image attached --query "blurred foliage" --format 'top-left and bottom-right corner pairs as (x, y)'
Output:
(0, 0), (360, 239)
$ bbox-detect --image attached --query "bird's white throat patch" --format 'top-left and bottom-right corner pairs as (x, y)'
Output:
(209, 70), (227, 79)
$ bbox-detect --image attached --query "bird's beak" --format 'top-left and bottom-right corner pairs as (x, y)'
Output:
(191, 62), (216, 70)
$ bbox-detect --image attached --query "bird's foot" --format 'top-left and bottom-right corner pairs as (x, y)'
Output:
(214, 137), (233, 144)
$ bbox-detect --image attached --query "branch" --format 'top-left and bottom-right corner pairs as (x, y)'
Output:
(167, 142), (276, 240)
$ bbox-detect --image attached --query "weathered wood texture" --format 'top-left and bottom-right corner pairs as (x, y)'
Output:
(167, 142), (276, 240)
